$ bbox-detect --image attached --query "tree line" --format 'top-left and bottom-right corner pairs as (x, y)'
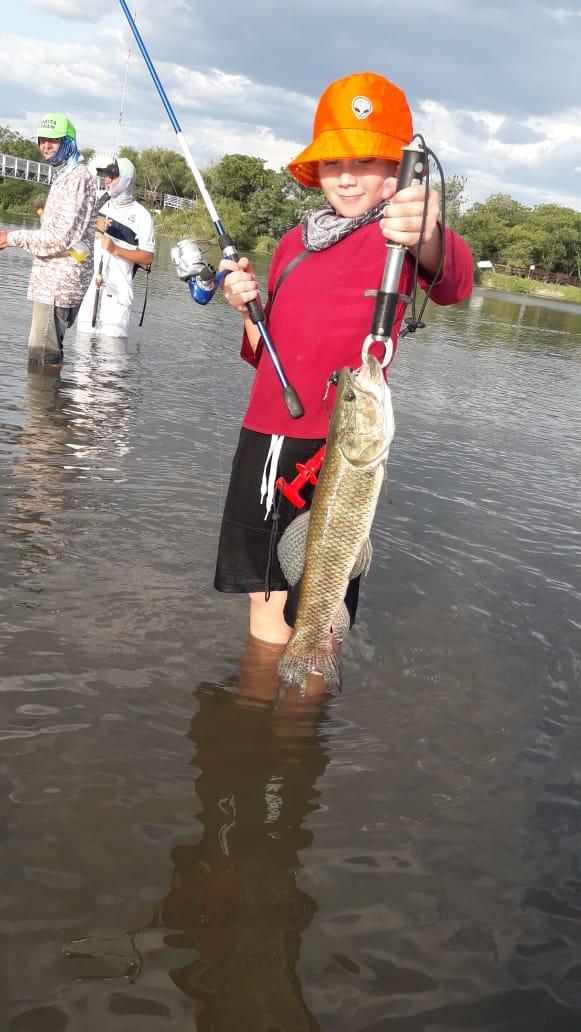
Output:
(1, 126), (580, 273)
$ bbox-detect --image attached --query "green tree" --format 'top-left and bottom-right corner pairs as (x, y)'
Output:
(526, 204), (581, 275)
(0, 178), (48, 213)
(205, 154), (273, 204)
(0, 126), (41, 161)
(159, 195), (251, 251)
(137, 147), (198, 199)
(275, 167), (325, 221)
(440, 174), (467, 233)
(480, 193), (528, 228)
(119, 145), (139, 167)
(501, 224), (545, 268)
(457, 204), (509, 263)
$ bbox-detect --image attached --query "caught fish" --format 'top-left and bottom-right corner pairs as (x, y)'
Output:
(277, 353), (394, 690)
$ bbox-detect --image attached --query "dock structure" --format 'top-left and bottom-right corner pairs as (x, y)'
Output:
(0, 152), (197, 212)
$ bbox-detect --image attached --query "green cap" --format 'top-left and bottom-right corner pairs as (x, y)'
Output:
(36, 113), (77, 141)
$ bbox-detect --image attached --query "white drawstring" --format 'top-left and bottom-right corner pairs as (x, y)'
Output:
(260, 434), (285, 517)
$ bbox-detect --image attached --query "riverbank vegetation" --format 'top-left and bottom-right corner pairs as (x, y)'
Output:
(479, 271), (581, 304)
(2, 126), (580, 295)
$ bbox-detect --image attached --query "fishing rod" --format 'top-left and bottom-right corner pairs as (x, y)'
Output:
(91, 191), (111, 328)
(116, 0), (304, 419)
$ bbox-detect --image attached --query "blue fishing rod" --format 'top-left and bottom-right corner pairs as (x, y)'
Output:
(116, 0), (304, 419)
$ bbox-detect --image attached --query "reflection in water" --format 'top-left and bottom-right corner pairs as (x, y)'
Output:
(5, 343), (140, 581)
(67, 332), (140, 463)
(66, 639), (326, 1030)
(156, 643), (324, 1030)
(468, 290), (581, 343)
(6, 374), (73, 576)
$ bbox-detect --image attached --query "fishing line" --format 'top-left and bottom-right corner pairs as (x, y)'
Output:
(113, 12), (134, 157)
(399, 132), (447, 338)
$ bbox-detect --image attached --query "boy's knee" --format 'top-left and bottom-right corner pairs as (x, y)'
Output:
(249, 591), (292, 645)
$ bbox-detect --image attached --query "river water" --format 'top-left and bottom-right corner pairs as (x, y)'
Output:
(1, 224), (580, 1031)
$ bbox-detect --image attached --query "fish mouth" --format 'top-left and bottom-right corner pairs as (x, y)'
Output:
(350, 354), (384, 398)
(337, 356), (391, 468)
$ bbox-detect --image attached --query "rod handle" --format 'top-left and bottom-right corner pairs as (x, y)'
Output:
(218, 231), (266, 324)
(282, 386), (305, 419)
(247, 298), (266, 325)
(397, 143), (428, 191)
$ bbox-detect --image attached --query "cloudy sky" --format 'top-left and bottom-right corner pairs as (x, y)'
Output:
(1, 0), (581, 210)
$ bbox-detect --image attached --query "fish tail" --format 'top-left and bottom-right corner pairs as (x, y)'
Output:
(277, 638), (342, 693)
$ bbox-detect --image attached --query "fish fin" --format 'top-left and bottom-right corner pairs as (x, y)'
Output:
(350, 538), (373, 579)
(331, 602), (351, 643)
(277, 509), (310, 587)
(278, 638), (342, 693)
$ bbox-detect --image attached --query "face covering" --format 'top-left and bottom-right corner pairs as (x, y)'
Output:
(46, 136), (83, 183)
(108, 164), (136, 207)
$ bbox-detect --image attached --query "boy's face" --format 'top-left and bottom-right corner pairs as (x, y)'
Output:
(318, 157), (397, 217)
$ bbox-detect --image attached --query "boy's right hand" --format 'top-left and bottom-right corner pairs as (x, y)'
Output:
(219, 256), (260, 314)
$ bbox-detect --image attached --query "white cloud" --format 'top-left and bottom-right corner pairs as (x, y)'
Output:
(25, 0), (110, 21)
(547, 6), (581, 21)
(0, 34), (118, 99)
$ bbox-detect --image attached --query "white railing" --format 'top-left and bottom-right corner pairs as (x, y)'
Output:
(1, 153), (197, 211)
(162, 193), (196, 210)
(0, 153), (52, 184)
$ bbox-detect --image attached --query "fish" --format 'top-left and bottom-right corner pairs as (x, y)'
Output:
(277, 353), (394, 690)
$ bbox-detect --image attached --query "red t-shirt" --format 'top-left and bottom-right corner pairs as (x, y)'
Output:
(241, 223), (473, 439)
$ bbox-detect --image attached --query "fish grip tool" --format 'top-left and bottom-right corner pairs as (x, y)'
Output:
(363, 141), (428, 366)
(116, 0), (303, 420)
(275, 445), (327, 509)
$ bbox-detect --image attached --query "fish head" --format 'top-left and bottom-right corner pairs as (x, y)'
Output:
(331, 355), (392, 469)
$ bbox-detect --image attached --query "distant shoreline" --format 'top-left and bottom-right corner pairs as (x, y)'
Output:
(478, 271), (581, 306)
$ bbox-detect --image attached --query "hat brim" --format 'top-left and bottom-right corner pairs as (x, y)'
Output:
(96, 162), (120, 177)
(288, 128), (411, 188)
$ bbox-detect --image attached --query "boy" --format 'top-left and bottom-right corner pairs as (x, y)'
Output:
(215, 72), (473, 647)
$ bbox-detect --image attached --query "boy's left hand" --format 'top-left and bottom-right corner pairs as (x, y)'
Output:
(379, 178), (440, 251)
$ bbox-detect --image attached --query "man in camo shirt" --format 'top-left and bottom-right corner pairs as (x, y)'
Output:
(0, 113), (97, 369)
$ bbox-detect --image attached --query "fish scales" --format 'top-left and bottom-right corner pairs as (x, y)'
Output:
(278, 354), (392, 690)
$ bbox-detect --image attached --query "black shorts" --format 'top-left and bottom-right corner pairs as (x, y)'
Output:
(214, 427), (360, 628)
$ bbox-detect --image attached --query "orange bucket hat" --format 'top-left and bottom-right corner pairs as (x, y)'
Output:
(288, 71), (413, 189)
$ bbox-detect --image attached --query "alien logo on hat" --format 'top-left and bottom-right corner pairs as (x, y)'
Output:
(352, 96), (373, 120)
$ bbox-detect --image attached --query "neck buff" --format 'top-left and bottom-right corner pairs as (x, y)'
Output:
(302, 201), (385, 252)
(47, 136), (83, 184)
(108, 165), (136, 208)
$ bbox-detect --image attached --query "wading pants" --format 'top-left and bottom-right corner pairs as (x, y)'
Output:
(28, 302), (80, 366)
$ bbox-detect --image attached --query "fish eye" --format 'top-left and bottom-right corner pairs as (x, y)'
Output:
(344, 389), (356, 402)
